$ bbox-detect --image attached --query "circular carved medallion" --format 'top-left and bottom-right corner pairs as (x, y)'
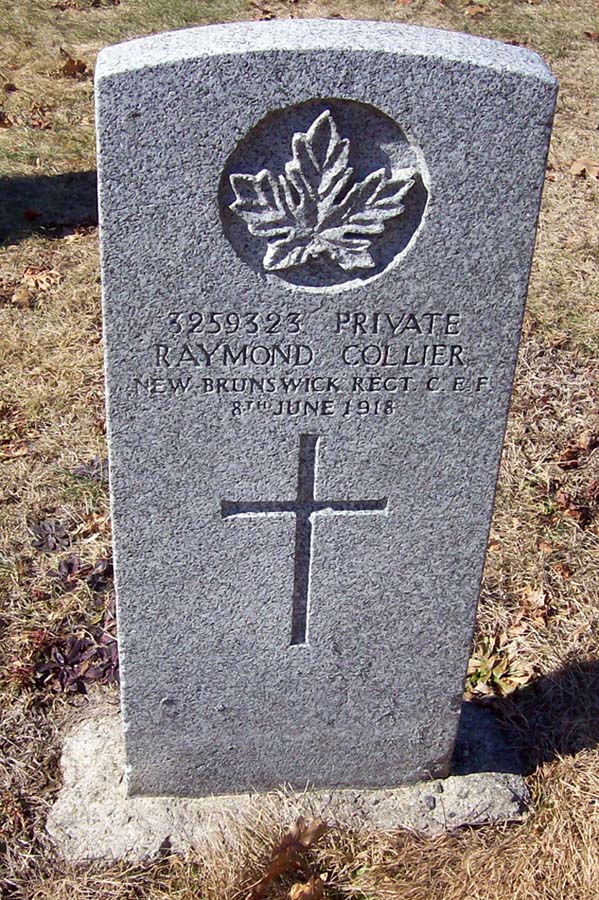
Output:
(219, 98), (429, 291)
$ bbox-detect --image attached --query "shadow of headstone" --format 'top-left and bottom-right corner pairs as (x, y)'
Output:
(0, 170), (98, 245)
(453, 657), (599, 777)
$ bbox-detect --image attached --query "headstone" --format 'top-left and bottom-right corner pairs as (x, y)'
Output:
(95, 19), (556, 797)
(46, 704), (529, 862)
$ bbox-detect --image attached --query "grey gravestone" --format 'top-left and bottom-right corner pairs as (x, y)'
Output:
(96, 20), (556, 797)
(46, 704), (529, 862)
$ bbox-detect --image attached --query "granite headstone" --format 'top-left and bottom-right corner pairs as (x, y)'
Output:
(95, 20), (556, 797)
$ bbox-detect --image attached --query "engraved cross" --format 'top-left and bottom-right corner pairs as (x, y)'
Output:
(221, 433), (388, 646)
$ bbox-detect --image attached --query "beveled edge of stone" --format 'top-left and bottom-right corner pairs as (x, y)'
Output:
(95, 19), (556, 86)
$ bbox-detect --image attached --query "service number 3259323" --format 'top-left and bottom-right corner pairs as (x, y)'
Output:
(167, 311), (304, 336)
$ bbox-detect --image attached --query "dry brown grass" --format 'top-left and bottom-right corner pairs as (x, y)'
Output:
(1, 1), (599, 898)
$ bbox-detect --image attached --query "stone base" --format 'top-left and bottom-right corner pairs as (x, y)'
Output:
(46, 704), (529, 862)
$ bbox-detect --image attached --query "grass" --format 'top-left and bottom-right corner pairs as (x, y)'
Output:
(1, 0), (599, 898)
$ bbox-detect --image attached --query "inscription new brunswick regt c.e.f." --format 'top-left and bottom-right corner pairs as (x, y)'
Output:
(96, 20), (556, 797)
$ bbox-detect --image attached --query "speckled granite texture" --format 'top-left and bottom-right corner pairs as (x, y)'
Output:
(46, 704), (529, 861)
(95, 20), (556, 797)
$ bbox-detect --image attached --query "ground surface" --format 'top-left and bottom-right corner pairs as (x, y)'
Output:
(1, 1), (598, 899)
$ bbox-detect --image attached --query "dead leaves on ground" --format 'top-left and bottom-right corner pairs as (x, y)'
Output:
(557, 429), (598, 470)
(536, 430), (599, 529)
(247, 817), (329, 900)
(464, 4), (490, 18)
(72, 512), (111, 541)
(250, 0), (275, 19)
(0, 101), (52, 132)
(288, 876), (326, 900)
(0, 266), (62, 310)
(22, 265), (62, 293)
(52, 0), (119, 10)
(540, 482), (598, 530)
(59, 49), (90, 79)
(512, 585), (551, 632)
(0, 402), (29, 460)
(570, 158), (599, 180)
(555, 488), (595, 528)
(28, 100), (52, 130)
(249, 0), (300, 19)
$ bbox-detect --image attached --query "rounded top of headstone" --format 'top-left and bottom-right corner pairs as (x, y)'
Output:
(95, 19), (556, 86)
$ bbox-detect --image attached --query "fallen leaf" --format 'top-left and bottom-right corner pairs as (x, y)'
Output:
(557, 445), (581, 469)
(249, 0), (275, 19)
(294, 819), (328, 848)
(59, 49), (89, 78)
(72, 512), (111, 539)
(576, 429), (598, 453)
(551, 561), (572, 579)
(0, 110), (14, 128)
(587, 479), (599, 503)
(520, 585), (547, 617)
(570, 158), (599, 179)
(22, 265), (62, 292)
(538, 538), (553, 554)
(507, 616), (528, 638)
(288, 876), (326, 900)
(556, 490), (593, 528)
(465, 4), (490, 17)
(0, 444), (29, 459)
(0, 403), (28, 451)
(247, 818), (328, 900)
(29, 101), (52, 130)
(584, 31), (599, 42)
(549, 332), (569, 348)
(10, 286), (35, 309)
(557, 430), (598, 468)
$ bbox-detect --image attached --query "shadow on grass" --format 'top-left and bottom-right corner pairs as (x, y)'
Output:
(457, 658), (599, 777)
(0, 170), (98, 245)
(496, 657), (599, 773)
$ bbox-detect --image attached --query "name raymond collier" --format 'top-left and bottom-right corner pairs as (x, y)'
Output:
(154, 342), (466, 368)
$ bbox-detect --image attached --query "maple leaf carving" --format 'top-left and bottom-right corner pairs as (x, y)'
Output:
(229, 110), (416, 272)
